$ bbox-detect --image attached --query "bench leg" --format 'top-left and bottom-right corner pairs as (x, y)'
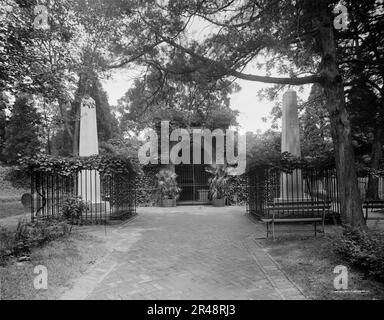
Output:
(322, 218), (325, 236)
(266, 222), (269, 238)
(314, 222), (317, 237)
(272, 220), (275, 241)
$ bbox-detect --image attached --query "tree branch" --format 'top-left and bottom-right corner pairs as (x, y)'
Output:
(159, 35), (321, 85)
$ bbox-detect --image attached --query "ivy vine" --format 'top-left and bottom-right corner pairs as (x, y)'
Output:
(20, 154), (141, 176)
(247, 151), (336, 173)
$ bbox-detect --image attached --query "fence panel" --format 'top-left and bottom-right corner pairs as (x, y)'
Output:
(31, 170), (136, 222)
(247, 167), (340, 219)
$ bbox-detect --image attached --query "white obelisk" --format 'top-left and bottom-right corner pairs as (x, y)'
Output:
(78, 96), (101, 204)
(278, 90), (308, 201)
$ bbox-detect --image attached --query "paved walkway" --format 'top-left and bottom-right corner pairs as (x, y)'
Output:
(60, 206), (305, 300)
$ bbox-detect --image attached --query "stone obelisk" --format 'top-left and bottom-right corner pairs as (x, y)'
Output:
(278, 90), (308, 201)
(78, 96), (102, 205)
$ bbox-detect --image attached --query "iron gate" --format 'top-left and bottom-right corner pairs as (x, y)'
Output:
(176, 165), (211, 204)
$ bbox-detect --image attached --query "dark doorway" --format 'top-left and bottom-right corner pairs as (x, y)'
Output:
(175, 165), (211, 205)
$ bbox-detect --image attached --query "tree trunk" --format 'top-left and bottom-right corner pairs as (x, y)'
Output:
(326, 88), (365, 227)
(58, 98), (74, 148)
(71, 73), (89, 157)
(43, 103), (52, 155)
(366, 116), (384, 200)
(46, 128), (51, 155)
(317, 7), (365, 228)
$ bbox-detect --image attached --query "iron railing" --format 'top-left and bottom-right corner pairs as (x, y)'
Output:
(31, 170), (136, 222)
(357, 175), (384, 199)
(247, 166), (384, 220)
(246, 166), (340, 219)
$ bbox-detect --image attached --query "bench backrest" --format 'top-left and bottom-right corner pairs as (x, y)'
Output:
(266, 201), (331, 219)
(363, 200), (384, 205)
(273, 200), (331, 205)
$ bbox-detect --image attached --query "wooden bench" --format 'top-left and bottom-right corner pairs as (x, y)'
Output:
(363, 200), (384, 221)
(262, 201), (331, 240)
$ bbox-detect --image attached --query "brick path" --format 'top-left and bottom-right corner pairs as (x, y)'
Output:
(60, 206), (305, 300)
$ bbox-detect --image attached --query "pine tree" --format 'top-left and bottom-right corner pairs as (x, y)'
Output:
(3, 94), (42, 164)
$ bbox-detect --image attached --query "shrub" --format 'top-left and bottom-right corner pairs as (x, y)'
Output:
(0, 227), (14, 262)
(0, 218), (70, 265)
(334, 227), (384, 282)
(135, 165), (159, 206)
(60, 196), (89, 224)
(207, 166), (230, 200)
(156, 169), (181, 200)
(227, 174), (248, 205)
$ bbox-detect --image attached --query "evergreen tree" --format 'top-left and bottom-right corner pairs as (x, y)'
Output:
(51, 78), (119, 156)
(91, 79), (119, 143)
(3, 94), (42, 164)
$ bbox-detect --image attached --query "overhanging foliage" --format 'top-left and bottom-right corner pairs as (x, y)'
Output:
(247, 151), (336, 173)
(20, 154), (141, 176)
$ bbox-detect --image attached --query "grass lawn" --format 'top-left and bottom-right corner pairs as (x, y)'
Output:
(0, 202), (27, 220)
(259, 229), (384, 300)
(0, 228), (108, 300)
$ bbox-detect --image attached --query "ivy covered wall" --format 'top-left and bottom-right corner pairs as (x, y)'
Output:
(135, 165), (161, 207)
(135, 165), (248, 207)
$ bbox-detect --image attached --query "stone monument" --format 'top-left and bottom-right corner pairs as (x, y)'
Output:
(78, 96), (105, 210)
(277, 90), (309, 202)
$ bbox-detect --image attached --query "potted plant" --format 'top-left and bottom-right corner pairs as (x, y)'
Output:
(156, 169), (181, 207)
(207, 166), (230, 207)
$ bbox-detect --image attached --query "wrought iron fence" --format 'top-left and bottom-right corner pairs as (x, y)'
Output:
(246, 166), (340, 219)
(246, 164), (384, 220)
(357, 175), (384, 199)
(31, 170), (136, 222)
